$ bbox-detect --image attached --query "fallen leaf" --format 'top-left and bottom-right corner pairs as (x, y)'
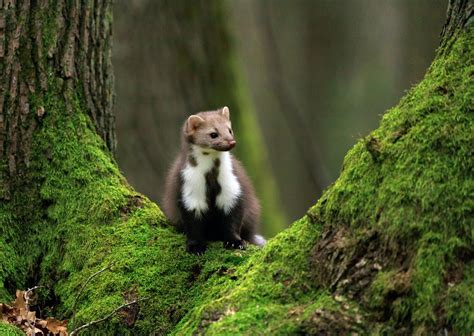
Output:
(26, 326), (44, 336)
(19, 307), (28, 319)
(13, 290), (26, 311)
(46, 317), (68, 335)
(0, 289), (69, 335)
(37, 319), (48, 328)
(27, 310), (35, 322)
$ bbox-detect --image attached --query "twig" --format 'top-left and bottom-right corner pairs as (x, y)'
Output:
(24, 285), (43, 313)
(24, 285), (43, 307)
(23, 285), (43, 335)
(69, 297), (149, 336)
(72, 263), (113, 315)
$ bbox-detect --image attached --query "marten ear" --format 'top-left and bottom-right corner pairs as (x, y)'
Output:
(186, 115), (205, 133)
(220, 106), (230, 120)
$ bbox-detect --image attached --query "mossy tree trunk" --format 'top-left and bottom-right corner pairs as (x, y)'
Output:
(0, 0), (116, 172)
(0, 0), (115, 299)
(0, 0), (472, 335)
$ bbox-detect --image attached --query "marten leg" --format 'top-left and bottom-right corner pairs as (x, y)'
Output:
(222, 206), (245, 250)
(182, 210), (207, 255)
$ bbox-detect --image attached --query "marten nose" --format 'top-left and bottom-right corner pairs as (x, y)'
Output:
(228, 140), (236, 149)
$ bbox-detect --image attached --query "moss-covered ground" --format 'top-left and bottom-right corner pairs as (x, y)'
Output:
(0, 13), (471, 336)
(0, 323), (24, 336)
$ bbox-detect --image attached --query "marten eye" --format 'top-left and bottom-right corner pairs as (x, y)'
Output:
(228, 128), (233, 134)
(210, 132), (218, 139)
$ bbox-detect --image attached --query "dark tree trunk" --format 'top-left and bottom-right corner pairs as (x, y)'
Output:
(441, 0), (473, 43)
(0, 0), (117, 321)
(0, 0), (115, 191)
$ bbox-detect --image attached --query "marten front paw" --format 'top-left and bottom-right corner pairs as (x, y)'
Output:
(224, 239), (246, 250)
(187, 241), (207, 255)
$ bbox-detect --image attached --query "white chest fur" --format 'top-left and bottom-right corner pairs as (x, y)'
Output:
(181, 146), (241, 215)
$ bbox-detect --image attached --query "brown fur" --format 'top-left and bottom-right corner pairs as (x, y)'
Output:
(162, 107), (262, 253)
(231, 156), (261, 240)
(185, 109), (235, 151)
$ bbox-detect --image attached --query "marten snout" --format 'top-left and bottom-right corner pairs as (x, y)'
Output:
(218, 139), (236, 151)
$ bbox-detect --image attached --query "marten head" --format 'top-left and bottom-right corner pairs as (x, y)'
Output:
(184, 107), (236, 152)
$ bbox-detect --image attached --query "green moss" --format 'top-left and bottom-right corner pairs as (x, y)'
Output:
(0, 323), (24, 336)
(42, 0), (59, 57)
(443, 262), (474, 334)
(0, 206), (24, 302)
(172, 216), (322, 334)
(307, 27), (473, 333)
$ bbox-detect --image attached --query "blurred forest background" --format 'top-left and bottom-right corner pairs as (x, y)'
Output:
(113, 0), (446, 236)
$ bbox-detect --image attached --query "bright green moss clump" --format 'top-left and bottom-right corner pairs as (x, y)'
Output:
(173, 217), (323, 335)
(0, 323), (24, 336)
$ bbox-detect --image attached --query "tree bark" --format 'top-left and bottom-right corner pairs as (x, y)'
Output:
(0, 0), (118, 326)
(0, 0), (115, 194)
(0, 0), (471, 335)
(441, 0), (473, 43)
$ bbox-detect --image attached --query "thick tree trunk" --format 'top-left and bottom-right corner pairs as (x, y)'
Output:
(0, 0), (115, 299)
(0, 0), (115, 181)
(0, 0), (118, 330)
(0, 0), (471, 335)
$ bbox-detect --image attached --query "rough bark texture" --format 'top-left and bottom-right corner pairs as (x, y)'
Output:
(441, 0), (473, 43)
(0, 0), (116, 331)
(0, 0), (115, 191)
(0, 0), (472, 335)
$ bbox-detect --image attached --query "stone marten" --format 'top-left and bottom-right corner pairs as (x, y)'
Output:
(162, 107), (265, 255)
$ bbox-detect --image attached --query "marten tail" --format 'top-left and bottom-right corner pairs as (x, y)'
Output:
(249, 234), (266, 246)
(241, 224), (266, 246)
